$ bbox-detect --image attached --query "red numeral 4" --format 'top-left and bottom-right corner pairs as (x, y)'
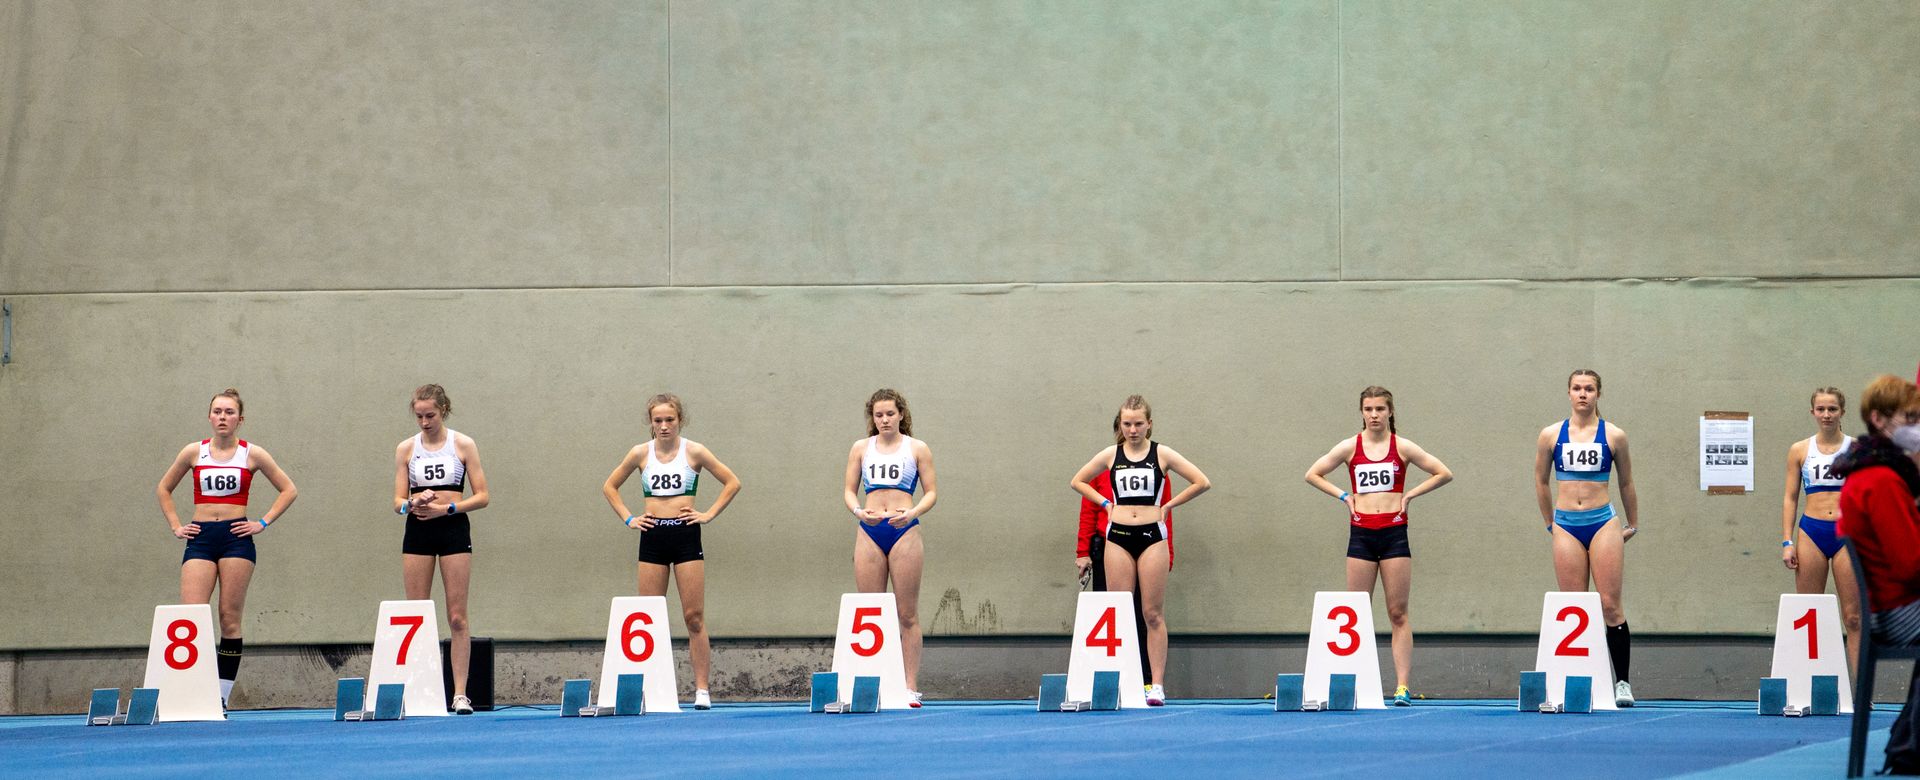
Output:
(1085, 607), (1122, 657)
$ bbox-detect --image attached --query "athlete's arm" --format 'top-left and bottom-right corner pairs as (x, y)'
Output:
(1156, 445), (1210, 511)
(1398, 438), (1453, 505)
(157, 444), (198, 539)
(1533, 426), (1556, 529)
(1781, 441), (1807, 569)
(1069, 446), (1119, 506)
(843, 440), (876, 522)
(602, 446), (648, 529)
(238, 445), (297, 536)
(1612, 425), (1638, 541)
(393, 440), (414, 515)
(892, 441), (937, 527)
(687, 443), (742, 524)
(1304, 438), (1358, 508)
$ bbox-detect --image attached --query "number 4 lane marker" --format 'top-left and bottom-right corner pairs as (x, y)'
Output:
(1066, 592), (1147, 708)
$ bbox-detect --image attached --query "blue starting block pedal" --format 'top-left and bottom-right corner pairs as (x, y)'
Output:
(1090, 671), (1121, 711)
(87, 688), (121, 726)
(848, 676), (881, 713)
(1811, 675), (1840, 716)
(1519, 672), (1547, 712)
(1327, 674), (1356, 711)
(124, 688), (160, 726)
(810, 672), (838, 713)
(560, 679), (591, 718)
(1758, 677), (1788, 716)
(371, 683), (406, 721)
(1273, 674), (1304, 712)
(1037, 674), (1068, 712)
(580, 674), (646, 717)
(1560, 676), (1593, 714)
(334, 678), (367, 721)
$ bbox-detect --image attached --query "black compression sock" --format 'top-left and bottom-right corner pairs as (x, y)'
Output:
(217, 636), (243, 683)
(1605, 622), (1630, 683)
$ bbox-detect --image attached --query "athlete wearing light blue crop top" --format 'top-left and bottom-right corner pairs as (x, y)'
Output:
(1533, 369), (1640, 706)
(842, 388), (937, 707)
(1780, 386), (1861, 669)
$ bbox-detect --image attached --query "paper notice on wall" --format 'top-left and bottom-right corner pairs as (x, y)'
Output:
(1700, 412), (1754, 493)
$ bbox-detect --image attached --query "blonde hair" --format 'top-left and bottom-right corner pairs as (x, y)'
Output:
(1810, 386), (1846, 409)
(1568, 369), (1603, 415)
(645, 393), (686, 427)
(1359, 385), (1396, 434)
(866, 388), (912, 436)
(1112, 395), (1153, 444)
(209, 388), (244, 415)
(412, 384), (452, 416)
(1859, 375), (1920, 432)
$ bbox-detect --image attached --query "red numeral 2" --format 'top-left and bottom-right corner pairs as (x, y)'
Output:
(1553, 606), (1590, 657)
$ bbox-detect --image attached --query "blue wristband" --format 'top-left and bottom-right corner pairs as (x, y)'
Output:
(1782, 540), (1794, 547)
(1099, 499), (1111, 509)
(258, 518), (270, 531)
(1338, 491), (1350, 503)
(624, 515), (637, 528)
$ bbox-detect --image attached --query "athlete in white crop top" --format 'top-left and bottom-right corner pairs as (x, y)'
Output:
(841, 389), (938, 707)
(1780, 387), (1861, 668)
(603, 393), (742, 710)
(1069, 395), (1210, 706)
(155, 388), (298, 708)
(392, 384), (491, 714)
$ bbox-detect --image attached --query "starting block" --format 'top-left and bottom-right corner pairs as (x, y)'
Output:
(561, 679), (591, 717)
(812, 672), (882, 714)
(1759, 677), (1787, 716)
(85, 688), (160, 726)
(334, 678), (406, 722)
(1519, 672), (1547, 712)
(1767, 675), (1841, 716)
(1562, 676), (1593, 714)
(1037, 674), (1067, 712)
(1060, 670), (1122, 712)
(578, 674), (645, 717)
(1811, 675), (1840, 716)
(1327, 674), (1356, 711)
(1273, 674), (1304, 712)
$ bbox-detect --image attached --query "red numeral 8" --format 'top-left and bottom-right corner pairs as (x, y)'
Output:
(164, 619), (198, 670)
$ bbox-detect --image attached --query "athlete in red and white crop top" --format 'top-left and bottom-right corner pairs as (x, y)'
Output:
(1304, 387), (1453, 706)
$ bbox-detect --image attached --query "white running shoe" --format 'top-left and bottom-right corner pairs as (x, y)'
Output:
(693, 689), (711, 710)
(1614, 681), (1635, 707)
(908, 691), (924, 709)
(1145, 685), (1166, 706)
(452, 695), (474, 715)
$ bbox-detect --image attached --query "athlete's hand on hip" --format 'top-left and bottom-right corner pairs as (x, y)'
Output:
(232, 520), (266, 537)
(1782, 544), (1798, 570)
(173, 523), (201, 540)
(678, 507), (711, 524)
(632, 515), (657, 531)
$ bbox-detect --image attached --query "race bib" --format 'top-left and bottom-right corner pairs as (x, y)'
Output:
(1353, 462), (1397, 494)
(1112, 467), (1156, 500)
(411, 456), (458, 485)
(197, 467), (244, 497)
(1560, 443), (1603, 472)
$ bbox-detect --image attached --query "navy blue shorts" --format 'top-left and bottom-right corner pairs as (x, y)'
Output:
(1347, 524), (1411, 562)
(182, 519), (257, 564)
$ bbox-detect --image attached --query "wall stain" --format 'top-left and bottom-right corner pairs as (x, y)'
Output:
(929, 588), (1000, 634)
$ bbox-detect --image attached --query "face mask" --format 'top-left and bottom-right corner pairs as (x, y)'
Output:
(1893, 424), (1920, 454)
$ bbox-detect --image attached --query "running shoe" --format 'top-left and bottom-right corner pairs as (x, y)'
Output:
(908, 690), (924, 709)
(452, 695), (474, 715)
(1393, 685), (1413, 706)
(1145, 685), (1166, 706)
(694, 689), (711, 710)
(1614, 680), (1635, 707)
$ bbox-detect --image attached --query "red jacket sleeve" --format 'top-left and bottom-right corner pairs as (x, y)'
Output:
(1840, 467), (1920, 611)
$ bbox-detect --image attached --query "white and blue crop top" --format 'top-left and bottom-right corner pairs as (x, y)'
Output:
(640, 439), (699, 498)
(1553, 418), (1613, 482)
(860, 435), (920, 494)
(1801, 435), (1852, 495)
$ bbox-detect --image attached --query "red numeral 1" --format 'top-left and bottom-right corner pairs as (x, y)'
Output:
(1085, 607), (1122, 657)
(164, 619), (198, 670)
(391, 615), (425, 664)
(1553, 606), (1590, 657)
(621, 612), (655, 662)
(1792, 608), (1819, 660)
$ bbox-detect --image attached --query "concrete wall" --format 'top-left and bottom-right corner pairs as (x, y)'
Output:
(3, 2), (1918, 655)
